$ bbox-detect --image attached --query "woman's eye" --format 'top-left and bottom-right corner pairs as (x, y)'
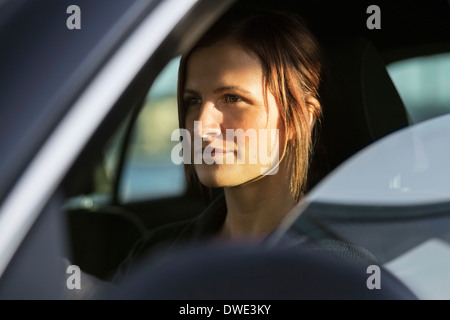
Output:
(184, 97), (201, 107)
(225, 95), (243, 103)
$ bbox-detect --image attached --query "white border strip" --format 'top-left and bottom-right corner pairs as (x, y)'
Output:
(0, 0), (198, 278)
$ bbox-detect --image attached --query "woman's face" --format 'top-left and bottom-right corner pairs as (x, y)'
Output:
(183, 38), (282, 188)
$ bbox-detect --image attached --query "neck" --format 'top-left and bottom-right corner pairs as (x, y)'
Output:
(218, 162), (297, 243)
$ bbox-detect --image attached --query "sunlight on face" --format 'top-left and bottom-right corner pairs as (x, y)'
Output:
(183, 39), (282, 187)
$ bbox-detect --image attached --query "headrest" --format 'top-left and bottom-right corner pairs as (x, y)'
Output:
(308, 37), (410, 190)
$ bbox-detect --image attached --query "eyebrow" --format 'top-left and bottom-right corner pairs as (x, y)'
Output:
(213, 86), (253, 96)
(183, 86), (253, 96)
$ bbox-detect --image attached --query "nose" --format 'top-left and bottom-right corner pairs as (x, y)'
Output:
(195, 101), (221, 141)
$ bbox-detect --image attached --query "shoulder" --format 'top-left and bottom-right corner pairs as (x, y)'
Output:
(115, 193), (227, 281)
(113, 217), (196, 282)
(135, 217), (198, 257)
(136, 192), (227, 255)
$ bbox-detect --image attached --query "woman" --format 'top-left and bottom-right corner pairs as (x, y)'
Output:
(117, 8), (324, 278)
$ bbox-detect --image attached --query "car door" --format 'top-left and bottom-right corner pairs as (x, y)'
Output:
(0, 0), (234, 299)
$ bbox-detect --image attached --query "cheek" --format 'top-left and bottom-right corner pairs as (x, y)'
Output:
(184, 111), (198, 134)
(227, 110), (269, 131)
(184, 111), (197, 127)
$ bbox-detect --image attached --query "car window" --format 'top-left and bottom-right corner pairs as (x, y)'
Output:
(387, 53), (450, 124)
(305, 114), (450, 206)
(62, 116), (129, 210)
(64, 57), (185, 207)
(118, 57), (185, 203)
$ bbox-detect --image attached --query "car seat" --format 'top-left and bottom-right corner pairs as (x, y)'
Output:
(307, 36), (410, 190)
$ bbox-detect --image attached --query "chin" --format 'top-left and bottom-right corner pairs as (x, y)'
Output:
(194, 164), (260, 188)
(194, 165), (227, 188)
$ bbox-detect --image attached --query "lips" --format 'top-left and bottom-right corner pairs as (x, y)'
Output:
(210, 149), (231, 156)
(195, 146), (234, 158)
(204, 148), (233, 157)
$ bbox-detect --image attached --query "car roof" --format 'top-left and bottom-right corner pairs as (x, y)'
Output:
(235, 0), (450, 59)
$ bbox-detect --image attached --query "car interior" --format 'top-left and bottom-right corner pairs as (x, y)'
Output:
(58, 0), (450, 287)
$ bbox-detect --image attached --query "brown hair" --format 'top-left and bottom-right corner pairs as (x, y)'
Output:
(177, 9), (324, 202)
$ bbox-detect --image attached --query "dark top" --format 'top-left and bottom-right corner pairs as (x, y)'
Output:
(114, 192), (228, 282)
(113, 191), (378, 283)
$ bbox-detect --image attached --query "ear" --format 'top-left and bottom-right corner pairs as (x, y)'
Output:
(305, 96), (320, 129)
(286, 97), (321, 141)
